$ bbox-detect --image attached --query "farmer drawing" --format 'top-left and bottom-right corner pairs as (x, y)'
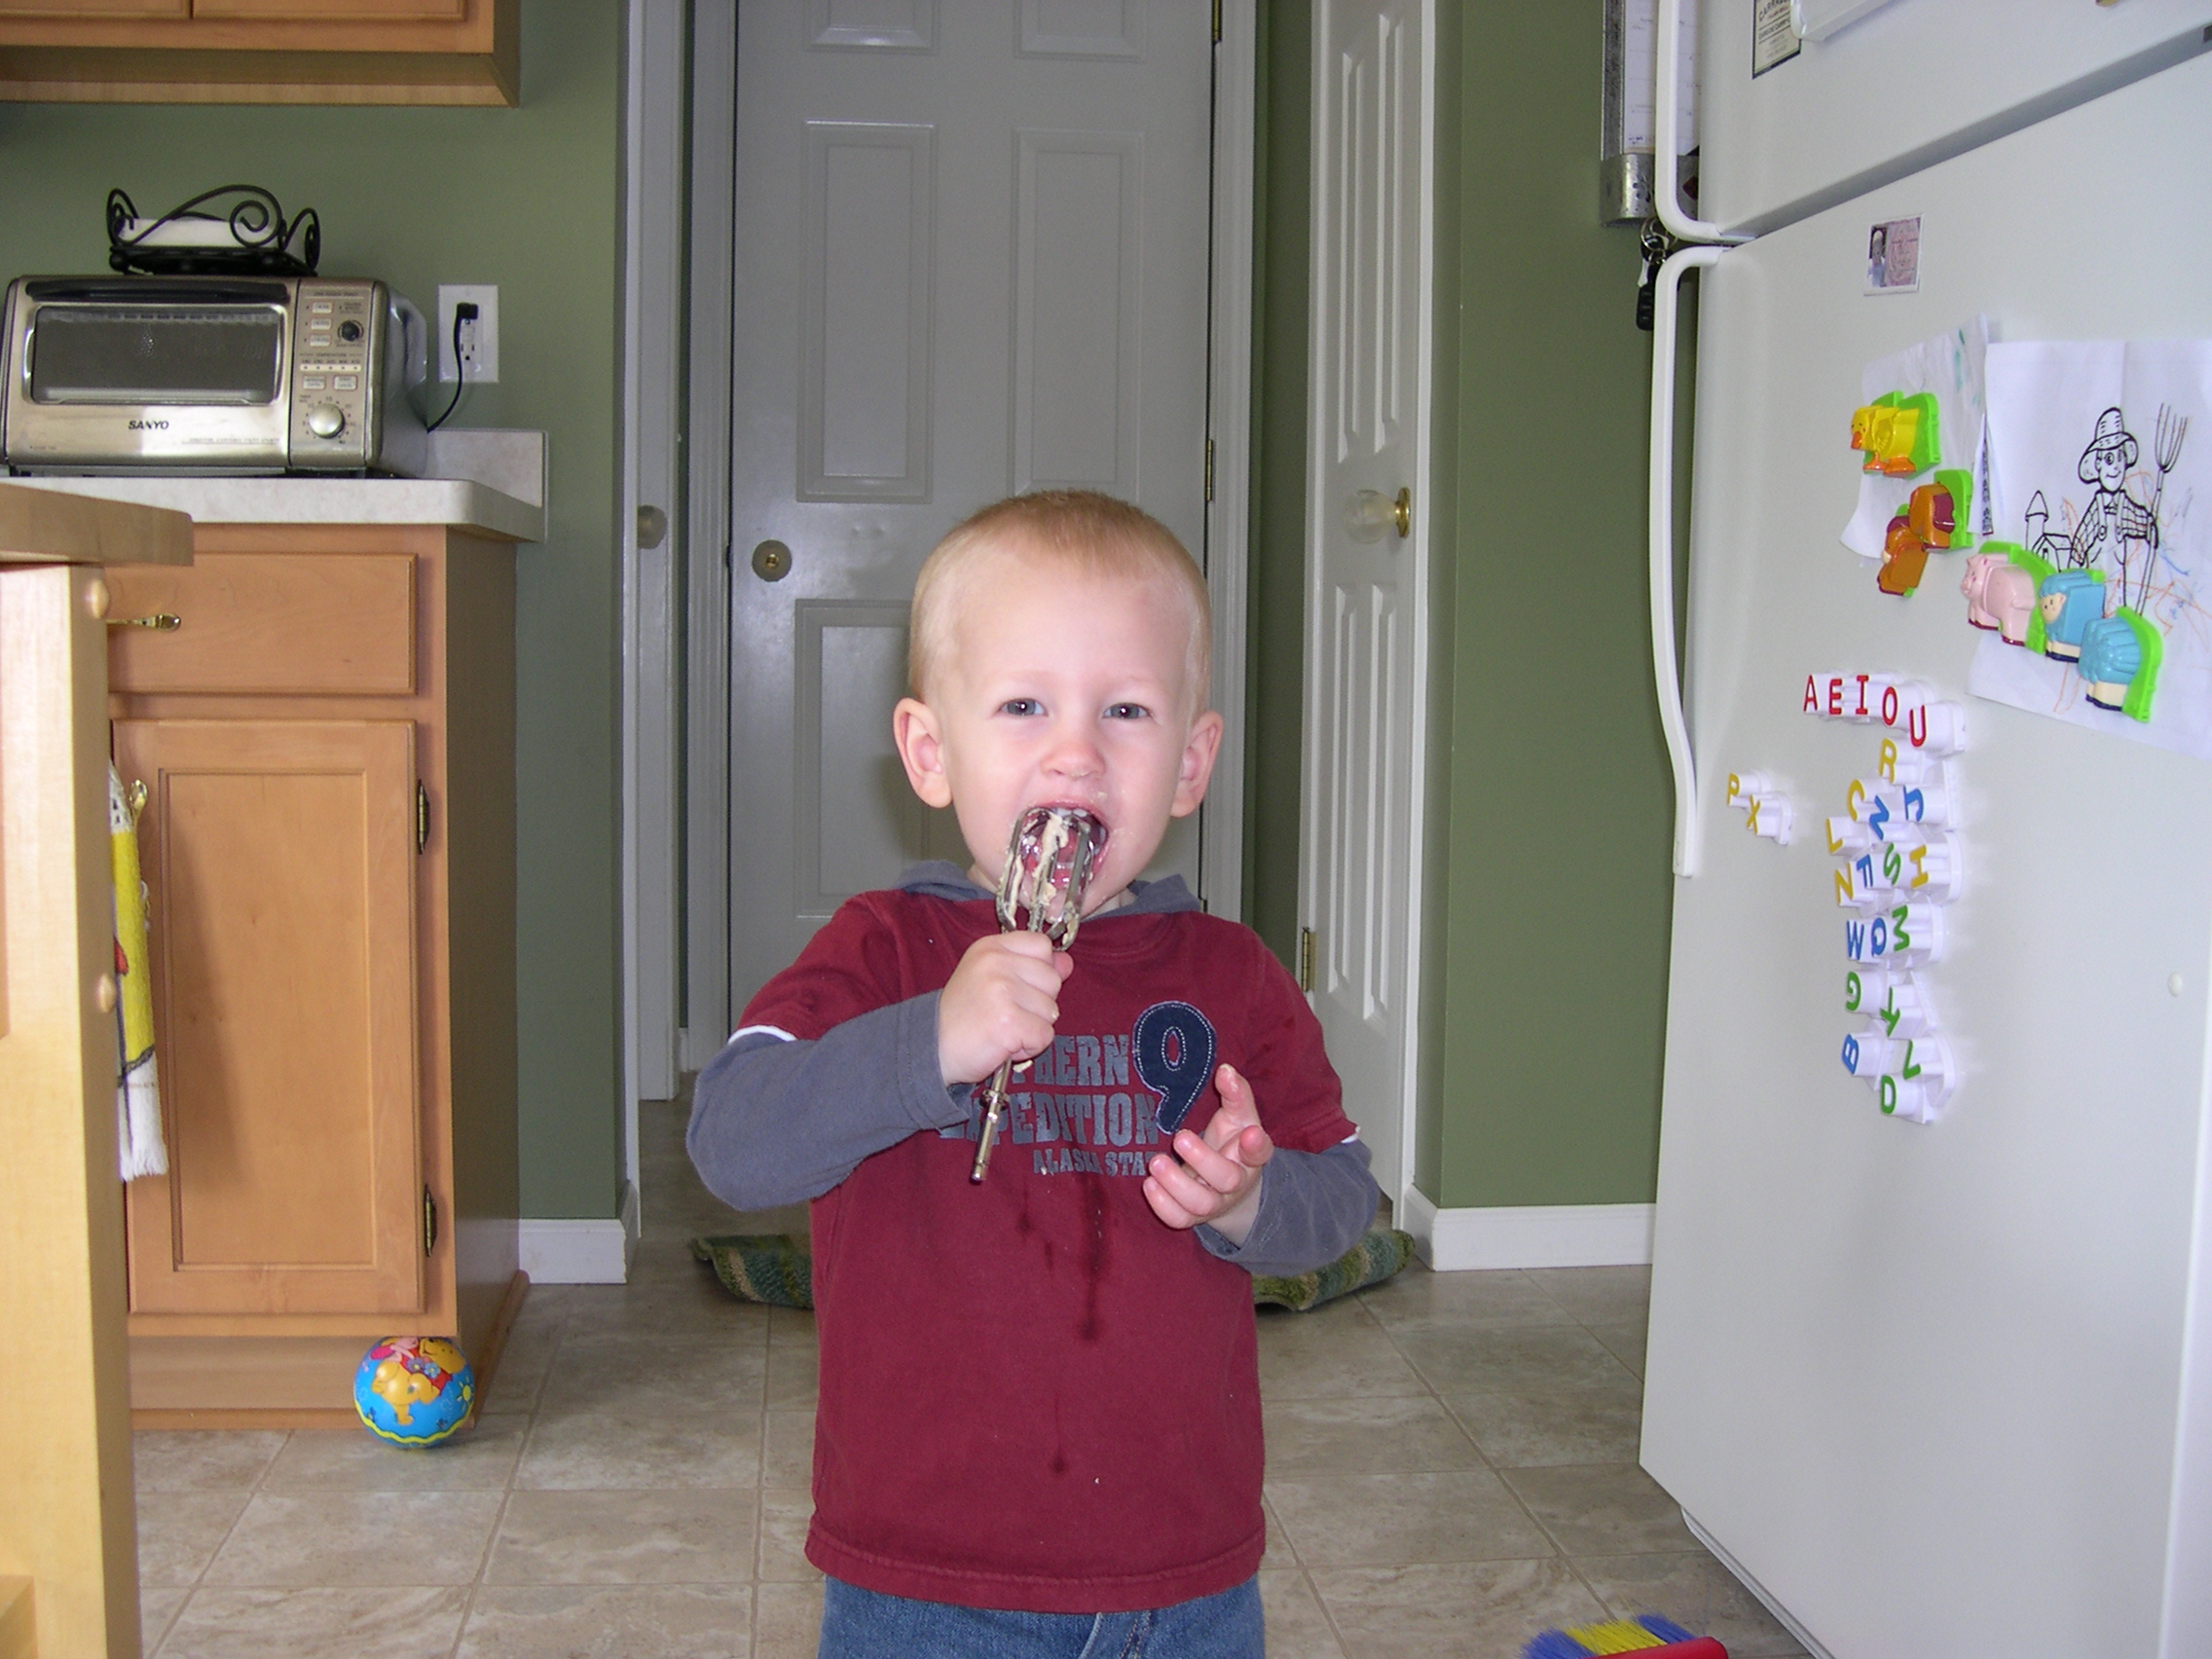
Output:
(2069, 406), (2165, 610)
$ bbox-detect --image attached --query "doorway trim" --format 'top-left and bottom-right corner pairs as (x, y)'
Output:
(1201, 0), (1257, 923)
(622, 1), (1261, 1157)
(1296, 0), (1439, 1211)
(619, 0), (682, 1239)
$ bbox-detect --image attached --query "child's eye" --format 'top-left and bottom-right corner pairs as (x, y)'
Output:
(1104, 702), (1150, 720)
(999, 698), (1044, 717)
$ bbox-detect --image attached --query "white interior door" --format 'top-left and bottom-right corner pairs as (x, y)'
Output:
(1302, 0), (1432, 1208)
(727, 1), (1216, 1012)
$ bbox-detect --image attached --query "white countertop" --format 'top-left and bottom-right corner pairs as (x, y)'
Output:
(0, 429), (547, 543)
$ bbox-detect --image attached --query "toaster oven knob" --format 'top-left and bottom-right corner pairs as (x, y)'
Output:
(306, 403), (347, 439)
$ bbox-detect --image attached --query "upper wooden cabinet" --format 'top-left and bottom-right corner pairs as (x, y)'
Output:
(0, 0), (516, 106)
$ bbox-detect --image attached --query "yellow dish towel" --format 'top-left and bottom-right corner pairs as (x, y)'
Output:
(110, 764), (166, 1181)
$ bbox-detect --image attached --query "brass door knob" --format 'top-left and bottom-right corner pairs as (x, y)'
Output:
(751, 539), (793, 582)
(1344, 487), (1412, 544)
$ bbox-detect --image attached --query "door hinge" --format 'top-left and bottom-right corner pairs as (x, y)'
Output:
(423, 1185), (438, 1256)
(1204, 437), (1215, 501)
(1212, 0), (1222, 42)
(416, 781), (429, 853)
(1298, 927), (1317, 993)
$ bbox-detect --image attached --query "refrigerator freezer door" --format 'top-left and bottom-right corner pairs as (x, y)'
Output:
(1696, 0), (2211, 233)
(1643, 54), (2212, 1659)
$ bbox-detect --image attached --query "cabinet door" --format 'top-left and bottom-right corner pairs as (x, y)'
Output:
(115, 718), (424, 1315)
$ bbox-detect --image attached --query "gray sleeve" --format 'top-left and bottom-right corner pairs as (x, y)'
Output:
(1196, 1136), (1380, 1278)
(685, 992), (971, 1210)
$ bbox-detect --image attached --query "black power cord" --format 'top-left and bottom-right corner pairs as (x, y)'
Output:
(425, 300), (478, 433)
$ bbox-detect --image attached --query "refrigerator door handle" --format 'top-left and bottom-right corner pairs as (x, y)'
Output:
(1650, 242), (1726, 879)
(1656, 0), (1751, 246)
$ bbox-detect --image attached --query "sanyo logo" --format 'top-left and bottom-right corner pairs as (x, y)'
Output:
(127, 418), (169, 430)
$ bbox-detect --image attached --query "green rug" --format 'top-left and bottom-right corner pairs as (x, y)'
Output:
(1250, 1227), (1417, 1311)
(692, 1225), (1416, 1314)
(691, 1233), (814, 1309)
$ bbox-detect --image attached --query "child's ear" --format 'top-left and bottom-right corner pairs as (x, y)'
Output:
(1169, 709), (1224, 819)
(893, 697), (954, 808)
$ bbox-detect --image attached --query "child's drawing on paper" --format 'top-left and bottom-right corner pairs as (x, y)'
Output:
(2035, 403), (2189, 612)
(1969, 340), (2212, 760)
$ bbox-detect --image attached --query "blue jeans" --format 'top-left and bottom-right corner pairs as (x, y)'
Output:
(818, 1575), (1265, 1659)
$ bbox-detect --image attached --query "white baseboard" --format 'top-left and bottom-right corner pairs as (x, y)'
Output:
(679, 1024), (727, 1073)
(519, 1181), (641, 1284)
(1399, 1186), (1654, 1271)
(1681, 1510), (1832, 1659)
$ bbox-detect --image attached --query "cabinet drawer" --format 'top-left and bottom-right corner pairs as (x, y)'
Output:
(108, 551), (416, 696)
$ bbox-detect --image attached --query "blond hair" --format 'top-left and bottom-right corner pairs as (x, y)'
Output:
(907, 490), (1212, 711)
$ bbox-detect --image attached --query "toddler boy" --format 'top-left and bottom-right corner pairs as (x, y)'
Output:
(687, 490), (1380, 1657)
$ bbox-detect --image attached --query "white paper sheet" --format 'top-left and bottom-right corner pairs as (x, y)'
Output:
(1967, 340), (2212, 758)
(1840, 318), (1991, 560)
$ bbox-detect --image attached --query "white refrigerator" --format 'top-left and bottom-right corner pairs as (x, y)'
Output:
(1640, 5), (2212, 1656)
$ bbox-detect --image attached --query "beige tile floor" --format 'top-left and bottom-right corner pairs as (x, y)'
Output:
(132, 1101), (1806, 1659)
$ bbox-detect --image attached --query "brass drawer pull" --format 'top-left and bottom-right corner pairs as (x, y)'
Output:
(109, 613), (182, 631)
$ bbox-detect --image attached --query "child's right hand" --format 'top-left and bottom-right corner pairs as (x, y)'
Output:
(938, 934), (1075, 1087)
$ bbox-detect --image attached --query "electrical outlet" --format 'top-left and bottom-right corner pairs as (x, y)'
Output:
(436, 284), (499, 384)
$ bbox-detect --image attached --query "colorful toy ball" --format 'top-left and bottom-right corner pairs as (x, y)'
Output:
(353, 1336), (474, 1447)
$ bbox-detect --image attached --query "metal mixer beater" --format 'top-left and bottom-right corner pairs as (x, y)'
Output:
(971, 804), (1107, 1181)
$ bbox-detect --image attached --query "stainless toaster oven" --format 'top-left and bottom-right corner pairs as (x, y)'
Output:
(0, 275), (427, 476)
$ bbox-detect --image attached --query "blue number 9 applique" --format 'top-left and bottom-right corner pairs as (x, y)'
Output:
(1132, 1001), (1217, 1137)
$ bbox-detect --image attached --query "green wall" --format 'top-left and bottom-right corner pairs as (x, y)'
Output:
(1249, 2), (1680, 1209)
(0, 0), (627, 1220)
(1243, 0), (1311, 973)
(1437, 2), (1678, 1207)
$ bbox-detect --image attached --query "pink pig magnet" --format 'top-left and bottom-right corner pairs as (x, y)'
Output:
(1961, 552), (2008, 632)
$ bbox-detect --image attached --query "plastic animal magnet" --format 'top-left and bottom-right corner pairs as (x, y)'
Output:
(1986, 563), (2038, 645)
(2036, 570), (2106, 662)
(1961, 545), (2017, 630)
(2008, 546), (2058, 653)
(1850, 390), (1941, 476)
(1907, 481), (1956, 548)
(2079, 608), (2162, 721)
(1934, 467), (1975, 548)
(1878, 513), (1929, 596)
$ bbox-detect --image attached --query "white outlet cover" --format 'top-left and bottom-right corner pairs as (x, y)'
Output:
(436, 284), (499, 384)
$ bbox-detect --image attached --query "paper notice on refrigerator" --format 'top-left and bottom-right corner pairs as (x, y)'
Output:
(1968, 340), (2212, 757)
(1840, 318), (1990, 561)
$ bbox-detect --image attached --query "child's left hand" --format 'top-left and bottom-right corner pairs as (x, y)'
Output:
(1143, 1063), (1272, 1246)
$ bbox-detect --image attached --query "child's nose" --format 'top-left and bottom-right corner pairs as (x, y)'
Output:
(1041, 720), (1104, 778)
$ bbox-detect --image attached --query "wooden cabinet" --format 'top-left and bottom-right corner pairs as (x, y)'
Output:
(106, 522), (520, 1427)
(113, 717), (424, 1317)
(0, 0), (515, 106)
(2, 489), (194, 1659)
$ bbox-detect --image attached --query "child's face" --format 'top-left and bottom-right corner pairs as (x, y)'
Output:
(893, 545), (1222, 909)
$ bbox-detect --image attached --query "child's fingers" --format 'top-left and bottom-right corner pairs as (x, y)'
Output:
(1149, 1140), (1246, 1219)
(1228, 1123), (1274, 1167)
(1205, 1064), (1262, 1146)
(1142, 1167), (1207, 1229)
(1141, 1174), (1197, 1229)
(1169, 1128), (1245, 1192)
